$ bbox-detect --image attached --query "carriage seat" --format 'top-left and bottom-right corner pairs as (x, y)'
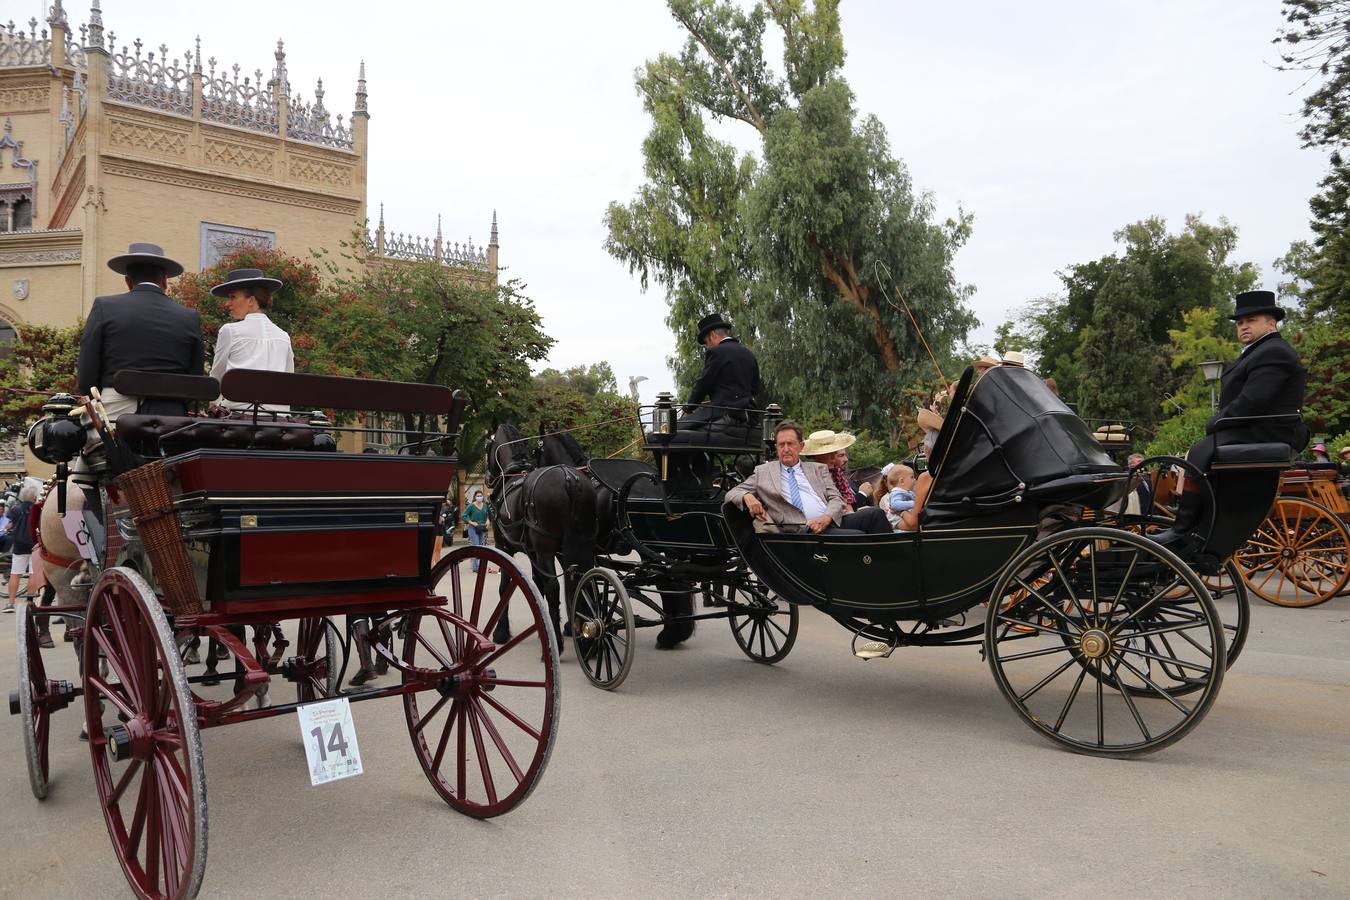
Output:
(1210, 442), (1293, 471)
(115, 414), (316, 456)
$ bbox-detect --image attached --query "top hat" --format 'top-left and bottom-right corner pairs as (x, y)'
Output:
(696, 312), (734, 343)
(210, 268), (284, 297)
(106, 242), (184, 278)
(1228, 290), (1285, 322)
(802, 429), (856, 457)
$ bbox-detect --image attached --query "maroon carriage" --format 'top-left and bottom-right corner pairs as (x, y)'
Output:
(11, 369), (560, 900)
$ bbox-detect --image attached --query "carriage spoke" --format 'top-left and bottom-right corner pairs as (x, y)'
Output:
(125, 771), (151, 861)
(466, 698), (498, 805)
(1100, 549), (1141, 624)
(481, 623), (540, 668)
(994, 614), (1075, 638)
(437, 616), (461, 666)
(471, 697), (524, 783)
(478, 690), (542, 741)
(1116, 643), (1212, 675)
(481, 678), (547, 689)
(1016, 655), (1080, 703)
(1109, 575), (1183, 634)
(1094, 659), (1105, 747)
(1000, 643), (1076, 663)
(144, 762), (161, 889)
(89, 676), (139, 721)
(430, 696), (461, 773)
(481, 582), (518, 642)
(109, 758), (143, 805)
(91, 626), (142, 709)
(1047, 549), (1083, 615)
(1115, 655), (1193, 715)
(411, 693), (452, 736)
(1110, 657), (1154, 742)
(456, 702), (467, 799)
(1053, 664), (1090, 732)
(413, 630), (454, 671)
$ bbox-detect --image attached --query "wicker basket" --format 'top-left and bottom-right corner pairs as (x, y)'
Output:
(114, 460), (202, 617)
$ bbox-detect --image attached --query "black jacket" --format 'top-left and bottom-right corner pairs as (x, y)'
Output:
(686, 338), (763, 410)
(77, 284), (205, 415)
(9, 500), (32, 555)
(1206, 331), (1308, 450)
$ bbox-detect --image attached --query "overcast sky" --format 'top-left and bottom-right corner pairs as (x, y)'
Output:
(61, 1), (1329, 404)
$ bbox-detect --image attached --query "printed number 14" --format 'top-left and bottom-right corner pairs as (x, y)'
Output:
(310, 723), (350, 761)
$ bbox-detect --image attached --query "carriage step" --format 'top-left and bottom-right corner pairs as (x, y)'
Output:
(854, 641), (891, 660)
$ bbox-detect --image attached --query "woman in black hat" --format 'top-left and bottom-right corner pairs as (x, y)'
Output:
(208, 268), (295, 411)
(1154, 290), (1308, 545)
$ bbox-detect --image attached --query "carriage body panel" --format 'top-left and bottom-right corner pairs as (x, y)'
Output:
(123, 449), (454, 615)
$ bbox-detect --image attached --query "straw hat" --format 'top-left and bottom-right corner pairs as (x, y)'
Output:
(917, 408), (945, 433)
(1339, 446), (1350, 459)
(1002, 350), (1026, 367)
(802, 429), (856, 456)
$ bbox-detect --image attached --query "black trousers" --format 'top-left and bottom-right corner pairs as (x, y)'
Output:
(836, 507), (891, 534)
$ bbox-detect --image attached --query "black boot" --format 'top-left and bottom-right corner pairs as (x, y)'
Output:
(1151, 489), (1203, 548)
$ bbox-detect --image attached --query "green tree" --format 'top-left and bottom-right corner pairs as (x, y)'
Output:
(0, 323), (82, 439)
(1275, 2), (1350, 434)
(1142, 306), (1241, 457)
(1024, 215), (1257, 433)
(604, 0), (975, 432)
(530, 366), (643, 460)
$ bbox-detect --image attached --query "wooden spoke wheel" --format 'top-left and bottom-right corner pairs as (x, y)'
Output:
(83, 568), (208, 900)
(294, 617), (340, 703)
(569, 567), (635, 690)
(1236, 497), (1350, 608)
(986, 527), (1225, 757)
(13, 601), (73, 800)
(403, 545), (559, 818)
(725, 579), (798, 665)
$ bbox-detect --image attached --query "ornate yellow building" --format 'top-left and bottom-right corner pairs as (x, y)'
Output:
(0, 1), (498, 471)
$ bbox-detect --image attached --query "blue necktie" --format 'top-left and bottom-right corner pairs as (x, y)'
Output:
(784, 465), (804, 512)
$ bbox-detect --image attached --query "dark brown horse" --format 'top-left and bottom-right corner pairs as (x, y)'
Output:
(485, 423), (597, 648)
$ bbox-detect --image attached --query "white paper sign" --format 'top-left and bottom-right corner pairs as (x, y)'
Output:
(296, 697), (364, 786)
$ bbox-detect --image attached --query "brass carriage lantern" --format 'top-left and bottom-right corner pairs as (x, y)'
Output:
(652, 391), (677, 437)
(1200, 358), (1224, 411)
(837, 400), (854, 428)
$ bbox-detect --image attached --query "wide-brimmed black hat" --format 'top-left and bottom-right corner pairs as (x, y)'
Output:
(106, 242), (184, 278)
(696, 312), (734, 342)
(210, 268), (284, 297)
(1229, 290), (1285, 322)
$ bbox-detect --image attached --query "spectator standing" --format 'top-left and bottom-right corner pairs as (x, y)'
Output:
(5, 485), (37, 615)
(462, 490), (493, 572)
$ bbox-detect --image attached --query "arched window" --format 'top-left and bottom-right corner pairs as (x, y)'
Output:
(0, 320), (15, 361)
(12, 198), (31, 230)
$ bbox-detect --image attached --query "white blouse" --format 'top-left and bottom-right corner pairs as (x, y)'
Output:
(210, 312), (295, 410)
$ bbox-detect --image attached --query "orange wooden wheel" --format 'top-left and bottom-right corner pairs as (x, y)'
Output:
(1236, 497), (1350, 608)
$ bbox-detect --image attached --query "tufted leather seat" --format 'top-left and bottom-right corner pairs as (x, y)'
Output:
(1210, 442), (1293, 470)
(116, 414), (316, 456)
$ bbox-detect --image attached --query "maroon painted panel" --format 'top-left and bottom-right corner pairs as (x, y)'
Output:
(239, 529), (419, 586)
(167, 451), (456, 496)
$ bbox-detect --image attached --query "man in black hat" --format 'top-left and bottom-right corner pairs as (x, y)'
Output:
(1154, 290), (1308, 544)
(77, 242), (204, 420)
(674, 312), (764, 442)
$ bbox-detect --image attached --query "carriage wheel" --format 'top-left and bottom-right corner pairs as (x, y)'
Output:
(83, 568), (208, 900)
(725, 580), (798, 665)
(403, 545), (559, 818)
(14, 601), (66, 800)
(986, 527), (1225, 757)
(294, 617), (340, 703)
(570, 567), (635, 690)
(1236, 498), (1350, 608)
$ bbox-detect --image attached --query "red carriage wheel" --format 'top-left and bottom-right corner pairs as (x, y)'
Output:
(403, 545), (560, 818)
(294, 617), (340, 703)
(83, 568), (208, 900)
(13, 601), (69, 800)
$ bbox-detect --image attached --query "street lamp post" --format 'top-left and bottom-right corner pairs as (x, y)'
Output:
(837, 401), (854, 429)
(1200, 359), (1224, 411)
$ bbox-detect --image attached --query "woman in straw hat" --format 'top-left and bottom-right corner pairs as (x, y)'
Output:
(896, 408), (945, 532)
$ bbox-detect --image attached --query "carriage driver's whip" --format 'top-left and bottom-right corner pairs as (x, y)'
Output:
(873, 260), (950, 390)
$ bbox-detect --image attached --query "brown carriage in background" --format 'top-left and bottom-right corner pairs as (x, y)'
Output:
(11, 369), (561, 900)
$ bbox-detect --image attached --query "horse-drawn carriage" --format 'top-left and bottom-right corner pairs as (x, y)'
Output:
(565, 364), (1293, 756)
(12, 369), (560, 899)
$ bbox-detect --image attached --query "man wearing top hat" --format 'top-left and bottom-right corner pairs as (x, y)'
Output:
(1154, 290), (1308, 545)
(675, 312), (764, 441)
(77, 242), (204, 421)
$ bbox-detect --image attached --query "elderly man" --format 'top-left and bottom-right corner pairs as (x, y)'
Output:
(77, 242), (204, 420)
(726, 422), (889, 534)
(1154, 290), (1308, 545)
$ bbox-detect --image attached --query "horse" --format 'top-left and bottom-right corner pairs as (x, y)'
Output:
(484, 423), (598, 649)
(538, 428), (698, 649)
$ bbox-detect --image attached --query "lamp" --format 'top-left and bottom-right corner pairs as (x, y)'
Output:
(762, 403), (784, 448)
(1200, 358), (1223, 411)
(837, 400), (854, 428)
(651, 391), (676, 438)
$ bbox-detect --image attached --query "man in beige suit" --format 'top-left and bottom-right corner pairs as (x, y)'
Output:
(727, 421), (889, 533)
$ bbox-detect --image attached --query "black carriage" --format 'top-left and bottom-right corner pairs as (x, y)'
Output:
(561, 397), (799, 689)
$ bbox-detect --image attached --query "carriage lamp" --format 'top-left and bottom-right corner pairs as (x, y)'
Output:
(652, 391), (677, 437)
(837, 400), (854, 428)
(27, 393), (85, 465)
(1200, 359), (1223, 410)
(308, 412), (337, 452)
(762, 403), (784, 447)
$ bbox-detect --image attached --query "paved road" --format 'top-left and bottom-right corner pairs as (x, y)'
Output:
(2, 569), (1347, 899)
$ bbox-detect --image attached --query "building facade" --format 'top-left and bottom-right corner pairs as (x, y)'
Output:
(0, 2), (498, 472)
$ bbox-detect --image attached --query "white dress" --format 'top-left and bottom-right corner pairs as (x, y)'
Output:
(210, 312), (295, 411)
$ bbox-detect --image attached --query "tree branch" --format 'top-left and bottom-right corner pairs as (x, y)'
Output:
(670, 8), (767, 134)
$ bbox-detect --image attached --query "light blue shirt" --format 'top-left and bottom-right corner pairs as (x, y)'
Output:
(780, 462), (827, 519)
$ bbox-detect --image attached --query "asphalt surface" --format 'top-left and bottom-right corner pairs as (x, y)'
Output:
(2, 564), (1347, 899)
